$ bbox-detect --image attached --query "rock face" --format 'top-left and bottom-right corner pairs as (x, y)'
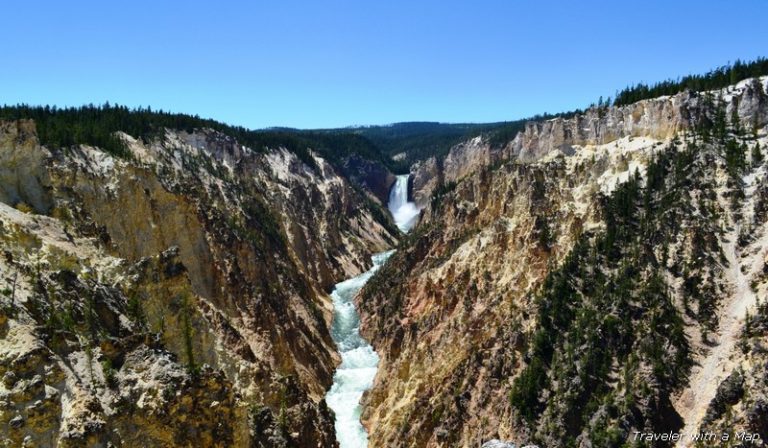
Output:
(411, 77), (768, 207)
(3, 76), (768, 448)
(410, 136), (512, 210)
(341, 154), (398, 205)
(410, 157), (441, 208)
(0, 123), (398, 447)
(359, 78), (768, 447)
(0, 121), (53, 213)
(410, 136), (505, 209)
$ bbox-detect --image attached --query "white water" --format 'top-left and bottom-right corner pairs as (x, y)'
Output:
(388, 174), (420, 232)
(325, 251), (393, 447)
(326, 174), (418, 447)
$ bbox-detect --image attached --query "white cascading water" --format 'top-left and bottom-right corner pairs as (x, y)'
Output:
(325, 174), (418, 447)
(388, 174), (420, 232)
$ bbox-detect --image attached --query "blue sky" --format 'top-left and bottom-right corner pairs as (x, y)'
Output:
(3, 0), (766, 129)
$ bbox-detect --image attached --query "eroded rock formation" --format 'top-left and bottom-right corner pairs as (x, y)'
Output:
(0, 121), (398, 447)
(360, 77), (768, 447)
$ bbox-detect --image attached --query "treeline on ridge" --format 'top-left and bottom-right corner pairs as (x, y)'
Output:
(2, 57), (766, 174)
(0, 103), (407, 173)
(613, 57), (768, 106)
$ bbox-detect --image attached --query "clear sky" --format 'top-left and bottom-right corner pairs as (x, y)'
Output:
(3, 0), (766, 129)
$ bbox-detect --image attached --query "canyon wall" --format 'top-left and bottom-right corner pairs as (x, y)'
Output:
(360, 77), (768, 447)
(411, 77), (768, 208)
(0, 121), (398, 447)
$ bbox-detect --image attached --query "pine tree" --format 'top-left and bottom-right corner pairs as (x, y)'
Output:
(714, 98), (728, 142)
(730, 61), (740, 85)
(724, 138), (746, 174)
(180, 293), (197, 377)
(752, 141), (764, 167)
(731, 98), (741, 135)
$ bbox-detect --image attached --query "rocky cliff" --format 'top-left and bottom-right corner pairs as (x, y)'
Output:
(0, 120), (398, 447)
(411, 77), (768, 208)
(340, 154), (398, 205)
(359, 77), (768, 447)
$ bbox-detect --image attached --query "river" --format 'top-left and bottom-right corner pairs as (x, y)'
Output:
(325, 174), (417, 447)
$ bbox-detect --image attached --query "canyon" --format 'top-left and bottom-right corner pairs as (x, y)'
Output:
(326, 174), (418, 447)
(1, 75), (768, 448)
(359, 77), (768, 447)
(0, 122), (399, 447)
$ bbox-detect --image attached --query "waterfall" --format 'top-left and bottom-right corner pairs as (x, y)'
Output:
(326, 175), (418, 447)
(388, 174), (420, 232)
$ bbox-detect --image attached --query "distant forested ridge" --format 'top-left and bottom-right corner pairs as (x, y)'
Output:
(0, 103), (403, 172)
(2, 57), (766, 172)
(0, 103), (540, 171)
(341, 122), (496, 165)
(341, 115), (578, 164)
